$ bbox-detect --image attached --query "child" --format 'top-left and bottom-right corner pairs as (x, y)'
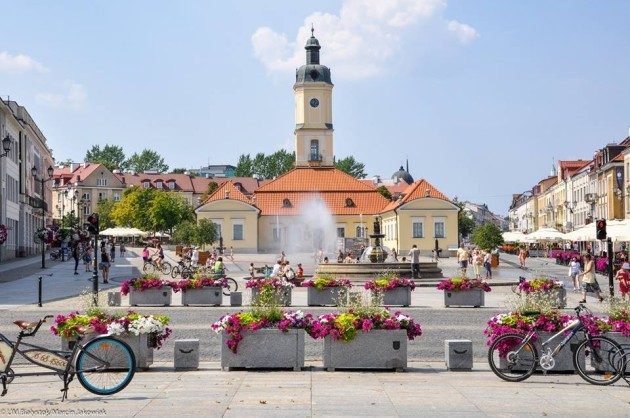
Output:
(296, 263), (304, 278)
(568, 257), (582, 292)
(615, 262), (630, 301)
(249, 262), (255, 278)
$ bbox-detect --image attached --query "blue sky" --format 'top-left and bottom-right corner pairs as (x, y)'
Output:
(1, 1), (629, 215)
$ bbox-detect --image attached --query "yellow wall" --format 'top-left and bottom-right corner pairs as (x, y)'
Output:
(196, 199), (259, 252)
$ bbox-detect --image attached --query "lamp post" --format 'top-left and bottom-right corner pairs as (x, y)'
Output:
(32, 165), (54, 269)
(1, 134), (12, 158)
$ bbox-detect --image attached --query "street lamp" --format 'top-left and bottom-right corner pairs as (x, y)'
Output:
(32, 165), (54, 268)
(1, 134), (12, 157)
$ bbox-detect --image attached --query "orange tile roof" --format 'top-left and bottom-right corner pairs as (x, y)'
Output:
(255, 191), (388, 216)
(53, 163), (108, 186)
(381, 179), (452, 213)
(116, 173), (195, 192)
(204, 181), (253, 205)
(257, 167), (377, 192)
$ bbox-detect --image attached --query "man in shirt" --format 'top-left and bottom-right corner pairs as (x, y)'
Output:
(271, 259), (282, 277)
(457, 244), (470, 277)
(408, 245), (421, 278)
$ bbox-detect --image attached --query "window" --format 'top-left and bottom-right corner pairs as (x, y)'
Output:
(233, 224), (243, 240)
(98, 192), (105, 201)
(412, 217), (424, 238)
(113, 193), (121, 201)
(356, 225), (365, 238)
(337, 227), (345, 238)
(168, 181), (175, 190)
(345, 198), (354, 207)
(212, 221), (222, 238)
(282, 198), (292, 208)
(97, 178), (107, 186)
(273, 227), (281, 241)
(434, 222), (445, 238)
(310, 140), (320, 161)
(82, 206), (90, 215)
(81, 192), (91, 201)
(156, 181), (163, 189)
(143, 181), (151, 189)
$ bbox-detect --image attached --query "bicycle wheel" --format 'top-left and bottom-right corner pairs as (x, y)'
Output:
(160, 261), (172, 276)
(76, 337), (135, 395)
(142, 262), (154, 274)
(488, 333), (537, 382)
(181, 268), (193, 279)
(223, 277), (238, 296)
(171, 265), (181, 279)
(574, 336), (624, 385)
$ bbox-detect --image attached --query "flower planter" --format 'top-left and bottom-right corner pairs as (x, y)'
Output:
(220, 329), (304, 371)
(444, 289), (484, 307)
(307, 287), (347, 306)
(372, 287), (412, 307)
(498, 332), (584, 373)
(62, 333), (154, 370)
(181, 286), (222, 306)
(594, 332), (630, 373)
(551, 288), (567, 309)
(323, 330), (408, 371)
(129, 287), (172, 306)
(251, 286), (292, 306)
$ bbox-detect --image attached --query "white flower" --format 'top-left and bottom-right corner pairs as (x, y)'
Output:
(107, 322), (126, 336)
(395, 314), (410, 323)
(128, 316), (165, 336)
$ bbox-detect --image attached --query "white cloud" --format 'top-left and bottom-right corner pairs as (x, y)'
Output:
(251, 0), (476, 80)
(36, 82), (87, 110)
(0, 51), (47, 73)
(448, 20), (479, 45)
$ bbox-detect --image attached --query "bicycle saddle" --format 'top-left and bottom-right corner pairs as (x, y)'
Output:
(13, 320), (36, 330)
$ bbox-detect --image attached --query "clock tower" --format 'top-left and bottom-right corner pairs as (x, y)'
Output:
(294, 28), (334, 167)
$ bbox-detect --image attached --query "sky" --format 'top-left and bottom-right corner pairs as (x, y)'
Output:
(1, 0), (630, 215)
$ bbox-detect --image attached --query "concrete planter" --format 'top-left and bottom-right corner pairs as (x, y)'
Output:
(62, 333), (154, 370)
(221, 329), (304, 371)
(551, 288), (567, 308)
(498, 332), (584, 373)
(323, 330), (408, 371)
(251, 286), (292, 306)
(372, 287), (412, 307)
(307, 287), (348, 306)
(595, 332), (630, 373)
(444, 289), (484, 308)
(181, 286), (222, 306)
(129, 287), (172, 306)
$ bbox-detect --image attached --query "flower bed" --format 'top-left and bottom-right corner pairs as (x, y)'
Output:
(120, 273), (173, 295)
(364, 276), (415, 307)
(246, 278), (293, 306)
(303, 276), (352, 306)
(302, 276), (352, 290)
(121, 274), (174, 306)
(172, 275), (229, 306)
(517, 278), (566, 308)
(437, 277), (491, 292)
(438, 278), (490, 308)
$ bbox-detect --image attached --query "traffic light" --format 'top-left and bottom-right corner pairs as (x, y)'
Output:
(86, 213), (99, 235)
(596, 219), (607, 240)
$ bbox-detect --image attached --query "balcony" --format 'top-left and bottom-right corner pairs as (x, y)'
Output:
(308, 153), (323, 166)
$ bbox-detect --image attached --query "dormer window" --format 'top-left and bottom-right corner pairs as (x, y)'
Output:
(345, 198), (355, 207)
(143, 181), (151, 189)
(168, 181), (175, 190)
(282, 198), (292, 208)
(156, 181), (163, 189)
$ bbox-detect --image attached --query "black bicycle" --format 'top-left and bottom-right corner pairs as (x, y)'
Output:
(0, 316), (135, 400)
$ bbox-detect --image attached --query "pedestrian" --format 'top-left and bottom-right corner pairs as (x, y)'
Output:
(271, 259), (282, 277)
(84, 245), (93, 272)
(191, 246), (199, 267)
(249, 262), (255, 278)
(296, 263), (304, 278)
(120, 242), (126, 256)
(408, 244), (421, 279)
(279, 251), (286, 263)
(518, 247), (527, 269)
(337, 250), (344, 263)
(615, 262), (630, 301)
(110, 240), (115, 262)
(213, 257), (225, 275)
(483, 251), (492, 280)
(457, 244), (469, 277)
(228, 246), (234, 261)
(154, 243), (164, 270)
(72, 241), (80, 275)
(142, 245), (150, 263)
(568, 257), (582, 292)
(99, 251), (111, 284)
(579, 254), (604, 303)
(392, 248), (399, 261)
(472, 250), (483, 279)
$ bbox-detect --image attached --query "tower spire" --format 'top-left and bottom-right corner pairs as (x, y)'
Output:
(311, 23), (314, 37)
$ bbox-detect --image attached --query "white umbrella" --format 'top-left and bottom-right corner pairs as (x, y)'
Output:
(563, 225), (594, 241)
(99, 227), (148, 237)
(502, 231), (526, 242)
(525, 227), (565, 242)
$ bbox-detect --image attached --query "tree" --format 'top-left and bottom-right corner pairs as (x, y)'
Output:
(149, 191), (195, 235)
(335, 156), (367, 179)
(376, 185), (392, 201)
(125, 149), (169, 173)
(85, 144), (127, 171)
(235, 154), (253, 177)
(171, 168), (187, 174)
(96, 199), (117, 230)
(471, 223), (504, 251)
(201, 181), (219, 203)
(234, 150), (295, 179)
(111, 187), (156, 231)
(172, 221), (198, 245)
(57, 158), (74, 168)
(60, 212), (79, 228)
(456, 202), (475, 239)
(196, 218), (217, 247)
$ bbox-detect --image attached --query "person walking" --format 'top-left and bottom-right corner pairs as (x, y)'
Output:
(99, 251), (111, 284)
(615, 262), (630, 301)
(408, 245), (421, 279)
(457, 244), (469, 277)
(472, 250), (483, 279)
(518, 247), (528, 269)
(84, 244), (93, 272)
(483, 251), (492, 280)
(109, 240), (116, 262)
(579, 254), (604, 303)
(392, 248), (399, 262)
(249, 262), (256, 278)
(154, 243), (164, 270)
(228, 246), (234, 262)
(191, 246), (199, 267)
(72, 241), (80, 275)
(568, 257), (582, 292)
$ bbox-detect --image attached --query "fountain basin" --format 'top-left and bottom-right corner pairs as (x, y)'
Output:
(316, 262), (442, 281)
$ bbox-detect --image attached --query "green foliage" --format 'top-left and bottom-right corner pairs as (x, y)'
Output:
(196, 218), (217, 247)
(125, 149), (169, 173)
(234, 149), (295, 179)
(111, 187), (156, 231)
(96, 199), (117, 229)
(170, 168), (187, 174)
(376, 185), (392, 201)
(149, 191), (195, 234)
(335, 156), (367, 179)
(456, 202), (475, 238)
(172, 219), (217, 247)
(201, 181), (219, 203)
(471, 222), (504, 251)
(60, 212), (79, 228)
(171, 221), (197, 245)
(57, 158), (74, 167)
(85, 144), (127, 171)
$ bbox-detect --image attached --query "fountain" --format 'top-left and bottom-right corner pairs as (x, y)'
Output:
(316, 217), (443, 281)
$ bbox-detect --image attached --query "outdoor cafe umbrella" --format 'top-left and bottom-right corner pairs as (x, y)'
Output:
(502, 231), (527, 243)
(99, 227), (148, 237)
(524, 227), (565, 242)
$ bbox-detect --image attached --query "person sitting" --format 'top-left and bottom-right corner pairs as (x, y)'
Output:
(296, 263), (304, 278)
(212, 257), (225, 275)
(271, 259), (282, 277)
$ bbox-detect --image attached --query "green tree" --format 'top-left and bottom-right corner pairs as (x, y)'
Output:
(196, 218), (217, 247)
(149, 191), (195, 235)
(335, 156), (367, 179)
(57, 158), (74, 167)
(235, 154), (253, 177)
(172, 221), (198, 245)
(201, 181), (219, 203)
(264, 149), (295, 179)
(60, 212), (79, 228)
(376, 185), (392, 201)
(96, 199), (117, 230)
(111, 187), (156, 231)
(125, 149), (169, 173)
(85, 144), (127, 171)
(456, 202), (475, 239)
(251, 152), (267, 178)
(471, 223), (504, 251)
(171, 168), (187, 174)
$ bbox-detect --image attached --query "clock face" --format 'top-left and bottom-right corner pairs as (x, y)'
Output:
(310, 98), (319, 108)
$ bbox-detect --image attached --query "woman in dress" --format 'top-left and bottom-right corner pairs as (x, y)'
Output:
(579, 254), (604, 303)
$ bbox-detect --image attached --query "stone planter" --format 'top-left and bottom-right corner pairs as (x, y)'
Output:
(444, 289), (484, 307)
(251, 286), (292, 306)
(307, 287), (348, 306)
(323, 330), (408, 371)
(551, 288), (567, 308)
(372, 287), (412, 307)
(594, 332), (630, 373)
(62, 333), (154, 370)
(129, 287), (172, 306)
(221, 329), (304, 371)
(498, 332), (584, 373)
(181, 286), (222, 306)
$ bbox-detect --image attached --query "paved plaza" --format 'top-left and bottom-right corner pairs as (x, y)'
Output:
(0, 250), (627, 416)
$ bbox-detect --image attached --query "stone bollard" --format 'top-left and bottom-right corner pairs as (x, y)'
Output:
(107, 291), (121, 307)
(174, 339), (200, 371)
(230, 291), (242, 307)
(445, 339), (473, 371)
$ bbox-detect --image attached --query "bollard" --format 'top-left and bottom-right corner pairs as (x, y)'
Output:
(38, 276), (43, 307)
(230, 291), (242, 307)
(174, 339), (200, 370)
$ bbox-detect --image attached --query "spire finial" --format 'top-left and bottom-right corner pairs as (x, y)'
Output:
(311, 23), (315, 37)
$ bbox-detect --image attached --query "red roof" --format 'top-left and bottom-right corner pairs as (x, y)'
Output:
(381, 179), (452, 213)
(204, 181), (253, 205)
(53, 163), (109, 186)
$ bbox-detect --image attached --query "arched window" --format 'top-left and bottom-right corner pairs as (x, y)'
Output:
(345, 198), (355, 207)
(282, 198), (292, 208)
(310, 140), (320, 161)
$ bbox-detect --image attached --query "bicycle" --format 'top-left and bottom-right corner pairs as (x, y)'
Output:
(0, 315), (135, 400)
(195, 267), (238, 296)
(488, 304), (627, 385)
(143, 257), (172, 276)
(171, 259), (196, 279)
